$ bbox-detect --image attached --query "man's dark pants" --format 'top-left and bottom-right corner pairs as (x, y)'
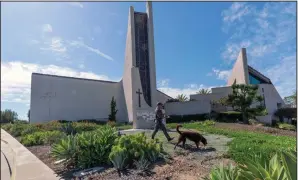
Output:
(151, 120), (171, 140)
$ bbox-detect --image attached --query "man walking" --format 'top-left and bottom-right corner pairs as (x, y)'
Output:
(152, 102), (174, 141)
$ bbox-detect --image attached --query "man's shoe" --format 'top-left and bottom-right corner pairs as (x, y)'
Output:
(168, 137), (174, 142)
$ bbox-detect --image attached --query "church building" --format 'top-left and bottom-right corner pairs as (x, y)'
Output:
(30, 2), (172, 129)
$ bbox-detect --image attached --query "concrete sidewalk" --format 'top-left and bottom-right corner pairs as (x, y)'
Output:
(1, 148), (11, 180)
(1, 129), (60, 180)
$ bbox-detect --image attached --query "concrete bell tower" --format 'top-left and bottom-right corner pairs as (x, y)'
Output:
(122, 2), (157, 129)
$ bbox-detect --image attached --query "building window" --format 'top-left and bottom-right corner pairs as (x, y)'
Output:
(249, 73), (267, 85)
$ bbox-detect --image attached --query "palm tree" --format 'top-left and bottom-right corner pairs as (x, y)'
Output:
(196, 88), (211, 94)
(176, 94), (188, 102)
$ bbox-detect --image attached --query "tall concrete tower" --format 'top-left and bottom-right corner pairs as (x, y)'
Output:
(122, 2), (157, 129)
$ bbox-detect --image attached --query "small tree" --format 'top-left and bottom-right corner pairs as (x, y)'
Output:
(1, 109), (18, 123)
(196, 88), (211, 94)
(27, 109), (30, 121)
(108, 96), (118, 122)
(227, 83), (265, 124)
(176, 94), (188, 102)
(284, 91), (297, 107)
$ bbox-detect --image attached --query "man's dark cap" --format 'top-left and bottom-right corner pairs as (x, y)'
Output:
(157, 102), (163, 106)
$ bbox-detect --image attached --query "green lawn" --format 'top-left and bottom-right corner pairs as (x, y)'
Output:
(166, 122), (296, 163)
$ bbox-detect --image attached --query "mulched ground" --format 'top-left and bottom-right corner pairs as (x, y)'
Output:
(215, 122), (296, 137)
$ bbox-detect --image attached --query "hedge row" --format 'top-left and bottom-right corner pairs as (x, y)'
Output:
(166, 111), (243, 123)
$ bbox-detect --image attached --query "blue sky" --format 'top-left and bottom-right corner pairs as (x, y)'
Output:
(1, 2), (296, 120)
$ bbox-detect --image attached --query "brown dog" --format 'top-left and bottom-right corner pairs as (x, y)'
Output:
(174, 124), (207, 149)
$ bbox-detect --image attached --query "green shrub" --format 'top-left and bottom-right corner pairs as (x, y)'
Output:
(14, 120), (29, 124)
(1, 123), (14, 132)
(73, 122), (98, 133)
(2, 123), (41, 137)
(278, 123), (296, 131)
(20, 125), (41, 136)
(60, 122), (77, 135)
(167, 113), (208, 123)
(20, 131), (66, 146)
(275, 108), (297, 119)
(109, 132), (164, 169)
(77, 119), (106, 125)
(198, 120), (215, 127)
(107, 120), (116, 127)
(215, 111), (242, 122)
(51, 125), (118, 169)
(8, 124), (31, 137)
(35, 121), (63, 131)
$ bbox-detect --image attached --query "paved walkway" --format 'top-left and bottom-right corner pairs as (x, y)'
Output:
(1, 129), (60, 180)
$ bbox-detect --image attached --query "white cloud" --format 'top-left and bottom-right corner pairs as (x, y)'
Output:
(265, 55), (296, 98)
(69, 40), (114, 61)
(222, 2), (253, 23)
(42, 24), (53, 33)
(1, 61), (117, 104)
(157, 79), (217, 99)
(69, 2), (83, 8)
(220, 2), (296, 97)
(221, 40), (251, 63)
(221, 2), (296, 63)
(212, 68), (232, 81)
(40, 37), (69, 59)
(157, 79), (170, 87)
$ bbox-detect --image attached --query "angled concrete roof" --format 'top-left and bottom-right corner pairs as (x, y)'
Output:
(32, 73), (119, 84)
(247, 65), (272, 84)
(227, 48), (249, 86)
(227, 48), (272, 85)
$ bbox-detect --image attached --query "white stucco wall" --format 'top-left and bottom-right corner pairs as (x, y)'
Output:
(30, 74), (127, 123)
(156, 90), (173, 104)
(258, 84), (285, 114)
(165, 100), (211, 115)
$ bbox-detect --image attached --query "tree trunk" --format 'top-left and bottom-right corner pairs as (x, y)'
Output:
(242, 112), (249, 124)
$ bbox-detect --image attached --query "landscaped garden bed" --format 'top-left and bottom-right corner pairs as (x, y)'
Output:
(1, 120), (297, 180)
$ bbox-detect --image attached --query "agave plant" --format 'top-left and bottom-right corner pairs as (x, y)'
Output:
(281, 151), (297, 180)
(205, 163), (242, 180)
(51, 135), (78, 168)
(239, 151), (297, 180)
(206, 151), (297, 180)
(109, 146), (128, 170)
(134, 155), (151, 171)
(60, 122), (77, 135)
